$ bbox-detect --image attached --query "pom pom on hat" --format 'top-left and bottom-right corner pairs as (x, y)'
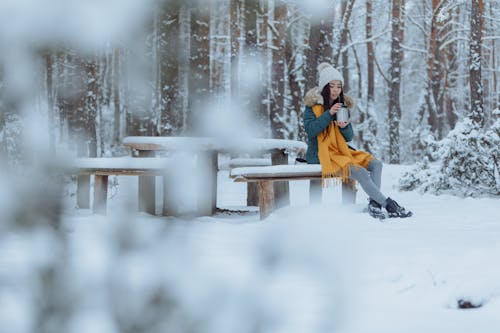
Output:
(318, 62), (343, 89)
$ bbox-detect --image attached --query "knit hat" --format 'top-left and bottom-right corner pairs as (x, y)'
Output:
(318, 62), (343, 89)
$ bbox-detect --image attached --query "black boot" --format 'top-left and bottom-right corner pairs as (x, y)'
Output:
(384, 198), (413, 218)
(368, 199), (386, 220)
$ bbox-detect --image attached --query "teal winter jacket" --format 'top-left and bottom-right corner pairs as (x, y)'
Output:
(303, 87), (355, 164)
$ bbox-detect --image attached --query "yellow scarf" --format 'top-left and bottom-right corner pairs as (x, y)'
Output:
(312, 104), (372, 185)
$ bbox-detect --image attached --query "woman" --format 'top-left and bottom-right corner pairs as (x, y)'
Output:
(303, 62), (412, 219)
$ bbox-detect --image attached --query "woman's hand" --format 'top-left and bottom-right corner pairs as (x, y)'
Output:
(329, 103), (342, 116)
(335, 121), (349, 128)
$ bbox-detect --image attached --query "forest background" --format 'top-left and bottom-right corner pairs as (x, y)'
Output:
(1, 0), (498, 166)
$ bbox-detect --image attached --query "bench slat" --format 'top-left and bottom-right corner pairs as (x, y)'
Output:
(234, 175), (322, 182)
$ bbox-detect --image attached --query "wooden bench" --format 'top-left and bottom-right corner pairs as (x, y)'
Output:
(230, 165), (357, 220)
(220, 157), (272, 206)
(63, 157), (170, 215)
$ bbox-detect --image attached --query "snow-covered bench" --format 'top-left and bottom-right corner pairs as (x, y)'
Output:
(230, 165), (356, 220)
(63, 157), (170, 214)
(220, 157), (272, 206)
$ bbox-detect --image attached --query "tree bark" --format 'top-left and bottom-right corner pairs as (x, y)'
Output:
(86, 57), (98, 157)
(188, 0), (211, 134)
(45, 52), (55, 155)
(469, 0), (484, 127)
(113, 47), (121, 146)
(159, 1), (181, 135)
(270, 0), (287, 139)
(305, 6), (334, 89)
(389, 0), (404, 163)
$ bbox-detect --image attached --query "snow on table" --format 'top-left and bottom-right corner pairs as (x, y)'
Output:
(123, 136), (307, 154)
(62, 157), (171, 171)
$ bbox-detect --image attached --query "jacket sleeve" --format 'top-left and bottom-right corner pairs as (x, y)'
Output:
(304, 106), (333, 138)
(339, 123), (354, 142)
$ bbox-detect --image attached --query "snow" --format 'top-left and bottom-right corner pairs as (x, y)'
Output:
(63, 157), (172, 170)
(3, 163), (498, 332)
(123, 136), (307, 154)
(230, 164), (321, 177)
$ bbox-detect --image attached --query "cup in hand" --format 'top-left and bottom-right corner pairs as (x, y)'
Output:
(336, 105), (349, 122)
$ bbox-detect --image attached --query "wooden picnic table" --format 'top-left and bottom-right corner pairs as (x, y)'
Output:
(123, 136), (307, 216)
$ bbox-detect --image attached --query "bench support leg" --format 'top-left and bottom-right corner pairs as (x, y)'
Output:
(271, 149), (290, 209)
(309, 179), (323, 203)
(137, 151), (156, 215)
(342, 179), (357, 204)
(77, 175), (90, 209)
(197, 151), (218, 216)
(258, 180), (275, 220)
(93, 175), (108, 214)
(247, 183), (259, 206)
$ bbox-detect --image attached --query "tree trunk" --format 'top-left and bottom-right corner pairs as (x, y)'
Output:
(188, 0), (211, 135)
(469, 0), (484, 127)
(159, 1), (181, 135)
(45, 52), (55, 155)
(86, 58), (98, 157)
(210, 0), (230, 105)
(366, 0), (374, 104)
(113, 47), (121, 146)
(270, 0), (287, 139)
(361, 0), (377, 152)
(305, 6), (334, 89)
(389, 0), (403, 163)
(257, 0), (269, 133)
(230, 0), (245, 102)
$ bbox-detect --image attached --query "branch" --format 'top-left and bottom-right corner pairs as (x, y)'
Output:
(373, 52), (390, 85)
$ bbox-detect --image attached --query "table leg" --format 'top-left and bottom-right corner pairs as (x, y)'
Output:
(196, 151), (218, 216)
(271, 149), (290, 208)
(137, 150), (156, 215)
(77, 174), (90, 209)
(93, 175), (108, 214)
(162, 173), (179, 216)
(258, 180), (275, 220)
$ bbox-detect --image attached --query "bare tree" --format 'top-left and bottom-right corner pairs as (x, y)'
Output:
(270, 0), (287, 139)
(334, 0), (356, 91)
(389, 0), (404, 163)
(45, 52), (55, 155)
(159, 0), (181, 136)
(113, 47), (121, 146)
(305, 5), (334, 89)
(230, 0), (245, 101)
(188, 0), (211, 134)
(85, 57), (99, 157)
(469, 0), (484, 127)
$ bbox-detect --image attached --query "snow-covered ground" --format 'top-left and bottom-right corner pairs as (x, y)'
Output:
(47, 163), (500, 333)
(55, 165), (500, 333)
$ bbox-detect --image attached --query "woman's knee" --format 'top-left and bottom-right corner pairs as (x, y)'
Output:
(370, 159), (383, 171)
(349, 165), (370, 181)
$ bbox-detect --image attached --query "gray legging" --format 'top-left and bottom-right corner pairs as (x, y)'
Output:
(348, 159), (386, 205)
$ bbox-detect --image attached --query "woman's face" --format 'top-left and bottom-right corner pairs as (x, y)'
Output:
(328, 80), (342, 101)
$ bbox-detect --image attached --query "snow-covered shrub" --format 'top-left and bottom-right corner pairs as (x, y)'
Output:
(398, 117), (500, 197)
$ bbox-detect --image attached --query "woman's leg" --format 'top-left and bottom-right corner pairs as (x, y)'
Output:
(366, 159), (383, 190)
(348, 165), (386, 205)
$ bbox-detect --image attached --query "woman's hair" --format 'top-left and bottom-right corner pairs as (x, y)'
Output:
(321, 84), (344, 110)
